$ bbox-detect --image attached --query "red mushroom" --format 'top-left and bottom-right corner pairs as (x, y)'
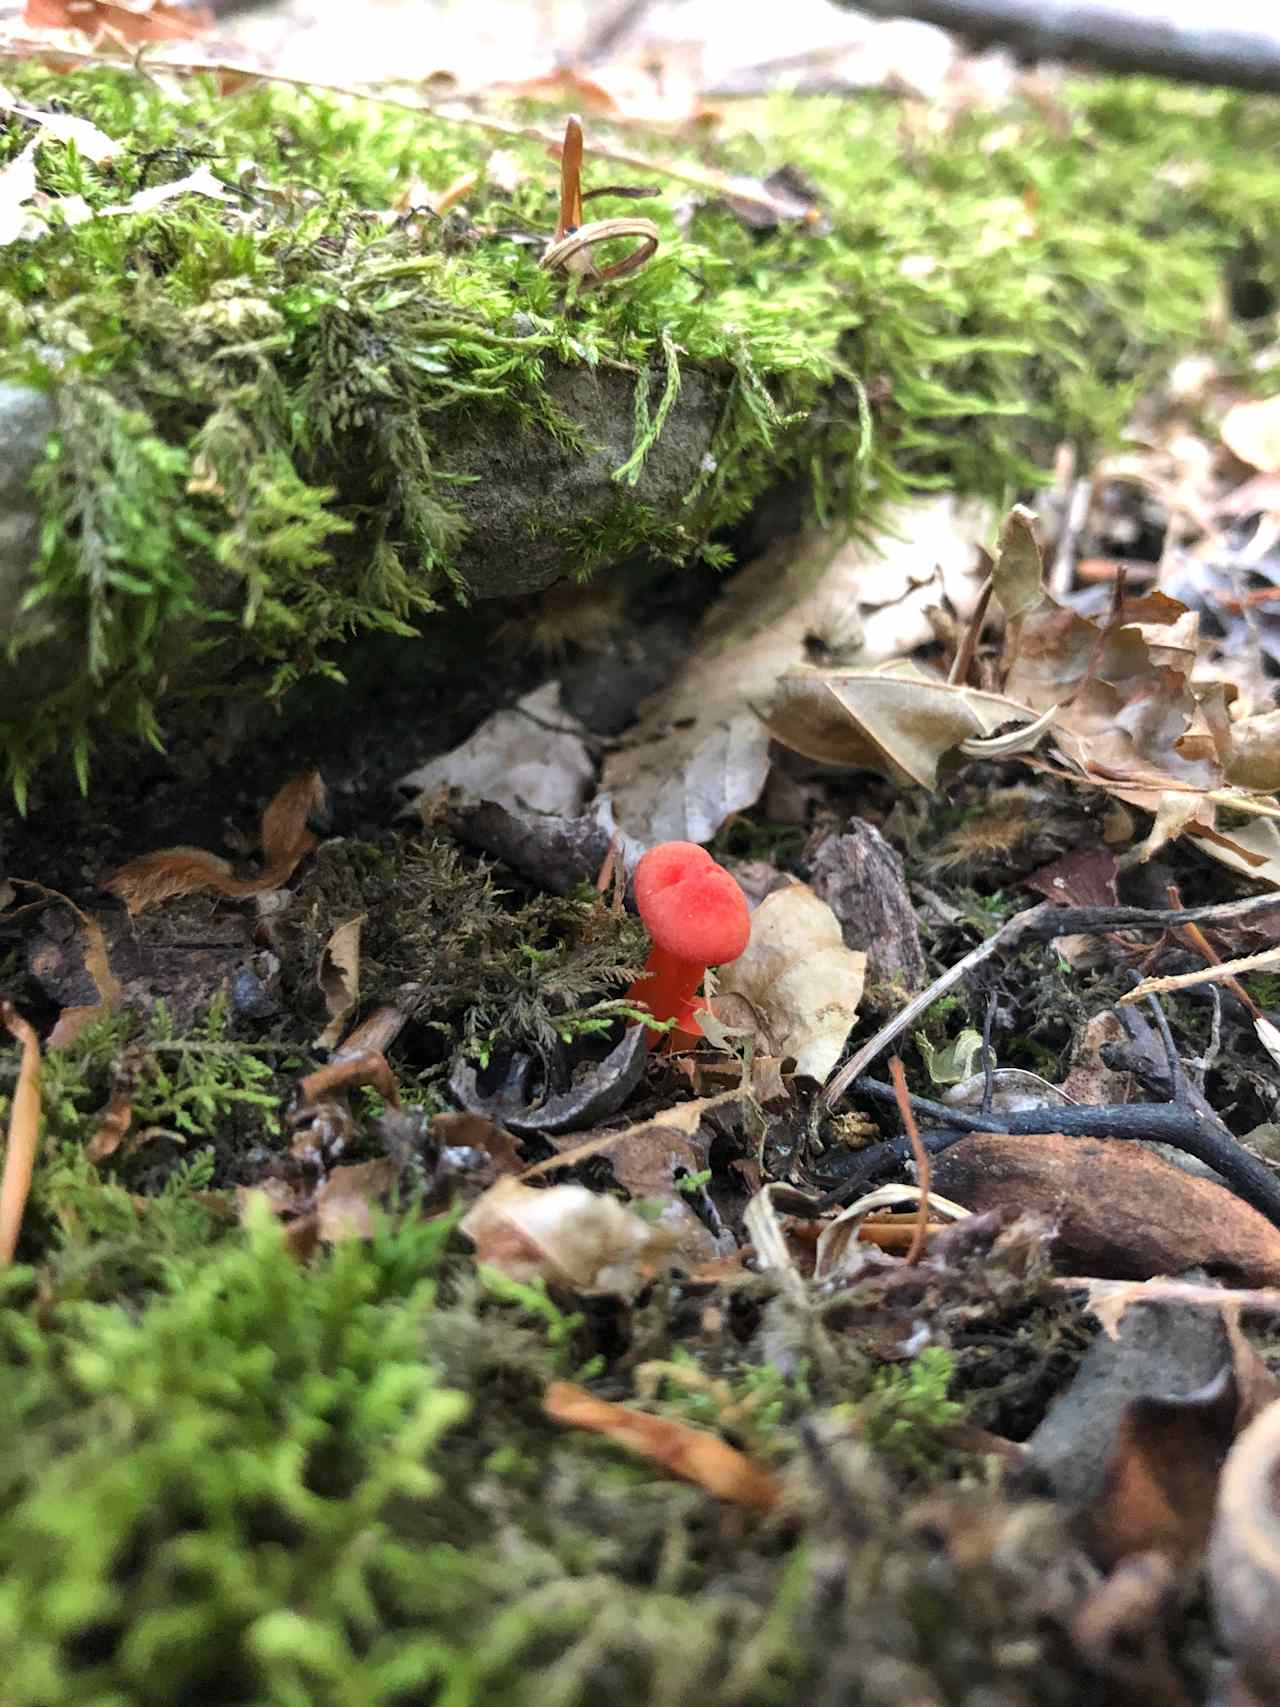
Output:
(624, 841), (751, 1051)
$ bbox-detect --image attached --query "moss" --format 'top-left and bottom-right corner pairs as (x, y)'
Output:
(1, 69), (1278, 792)
(280, 835), (648, 1061)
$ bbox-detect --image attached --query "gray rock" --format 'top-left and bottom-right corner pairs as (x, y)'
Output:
(441, 360), (724, 597)
(0, 382), (56, 637)
(1028, 1290), (1231, 1508)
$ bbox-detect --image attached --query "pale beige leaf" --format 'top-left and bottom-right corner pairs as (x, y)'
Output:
(460, 1177), (674, 1297)
(991, 504), (1045, 624)
(314, 916), (363, 1052)
(768, 669), (1036, 788)
(717, 884), (865, 1080)
(0, 139), (39, 247)
(400, 682), (594, 818)
(602, 499), (992, 843)
(1221, 395), (1280, 474)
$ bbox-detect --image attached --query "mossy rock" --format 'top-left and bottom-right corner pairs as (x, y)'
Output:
(2, 69), (1280, 796)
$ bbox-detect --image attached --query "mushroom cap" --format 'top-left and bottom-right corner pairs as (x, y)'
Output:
(632, 841), (751, 966)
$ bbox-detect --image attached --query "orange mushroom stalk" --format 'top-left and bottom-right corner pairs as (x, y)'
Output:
(625, 842), (751, 1051)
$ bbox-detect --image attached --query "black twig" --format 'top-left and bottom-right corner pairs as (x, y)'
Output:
(810, 1041), (1280, 1229)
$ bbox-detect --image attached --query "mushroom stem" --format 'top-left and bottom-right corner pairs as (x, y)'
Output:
(626, 947), (705, 1051)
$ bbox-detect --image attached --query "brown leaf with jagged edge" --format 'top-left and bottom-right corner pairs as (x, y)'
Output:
(767, 666), (1037, 789)
(991, 504), (1046, 627)
(543, 1381), (781, 1513)
(105, 772), (325, 915)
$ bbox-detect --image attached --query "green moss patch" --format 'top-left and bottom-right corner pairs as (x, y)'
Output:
(2, 69), (1279, 792)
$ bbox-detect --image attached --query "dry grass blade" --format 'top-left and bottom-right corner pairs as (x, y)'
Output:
(0, 1002), (42, 1265)
(1120, 945), (1280, 1004)
(543, 1380), (781, 1512)
(889, 1055), (930, 1265)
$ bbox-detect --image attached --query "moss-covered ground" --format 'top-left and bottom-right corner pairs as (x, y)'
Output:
(2, 66), (1280, 794)
(3, 58), (1280, 1706)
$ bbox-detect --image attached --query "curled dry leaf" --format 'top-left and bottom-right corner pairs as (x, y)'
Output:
(105, 771), (325, 915)
(716, 884), (865, 1080)
(0, 1003), (41, 1264)
(543, 1381), (781, 1513)
(459, 1176), (674, 1297)
(932, 1133), (1280, 1286)
(314, 916), (363, 1052)
(1210, 1398), (1280, 1702)
(768, 667), (1037, 789)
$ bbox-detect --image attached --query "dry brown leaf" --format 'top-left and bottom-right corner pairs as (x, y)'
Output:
(105, 771), (325, 915)
(314, 916), (363, 1052)
(313, 1159), (401, 1243)
(932, 1133), (1280, 1286)
(429, 1110), (524, 1177)
(543, 1380), (781, 1512)
(24, 0), (213, 43)
(1222, 396), (1280, 475)
(0, 1002), (42, 1264)
(293, 1047), (400, 1112)
(768, 667), (1037, 788)
(1226, 710), (1280, 793)
(459, 1176), (674, 1297)
(717, 884), (865, 1079)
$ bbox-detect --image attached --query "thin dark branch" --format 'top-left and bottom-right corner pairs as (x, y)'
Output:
(822, 894), (1280, 1110)
(813, 1067), (1280, 1229)
(836, 0), (1280, 95)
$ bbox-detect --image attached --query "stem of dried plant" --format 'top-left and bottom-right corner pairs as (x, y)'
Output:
(0, 1002), (42, 1265)
(888, 1054), (929, 1265)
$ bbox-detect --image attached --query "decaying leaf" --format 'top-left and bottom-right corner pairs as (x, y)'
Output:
(105, 771), (326, 915)
(448, 1024), (649, 1137)
(716, 884), (865, 1079)
(459, 1176), (674, 1296)
(1210, 1399), (1280, 1702)
(932, 1133), (1280, 1286)
(314, 916), (363, 1052)
(602, 500), (990, 843)
(313, 1159), (402, 1243)
(0, 1003), (41, 1265)
(401, 682), (595, 819)
(543, 1381), (781, 1512)
(768, 667), (1037, 789)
